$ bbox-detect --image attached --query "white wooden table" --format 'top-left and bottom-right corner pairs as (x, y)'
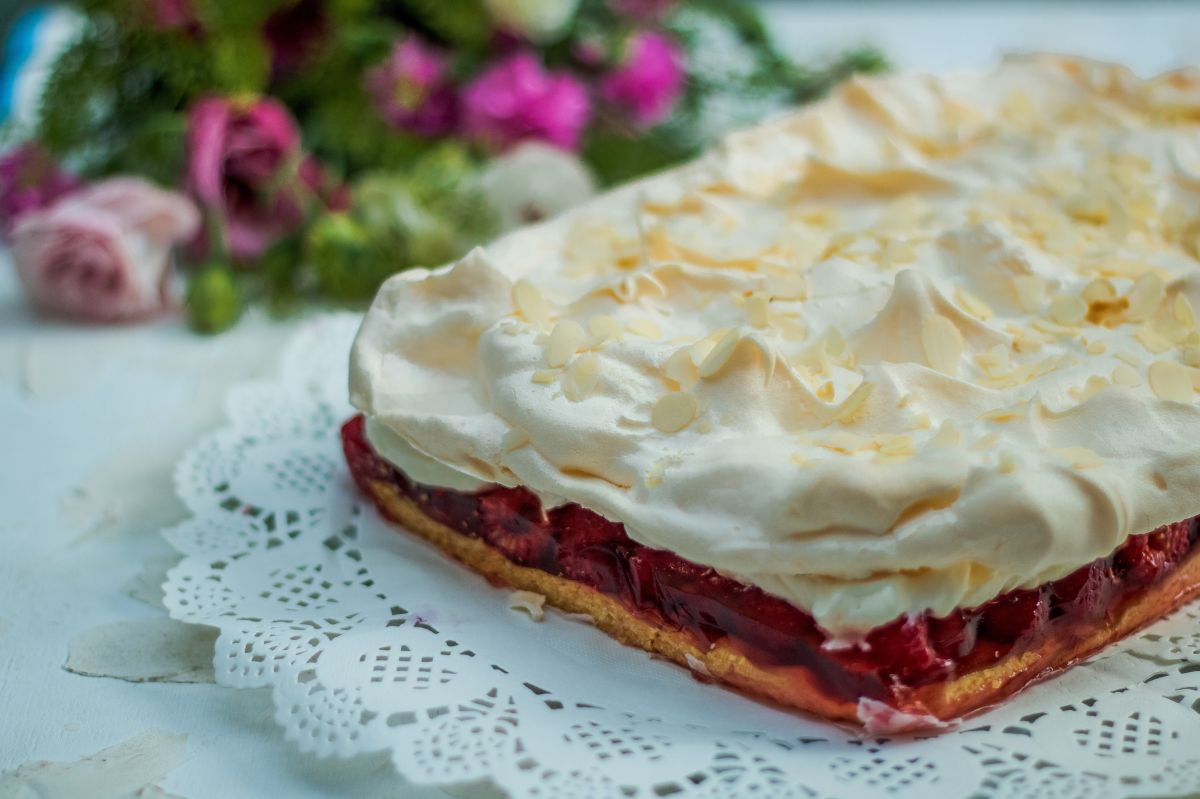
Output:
(3, 3), (1200, 796)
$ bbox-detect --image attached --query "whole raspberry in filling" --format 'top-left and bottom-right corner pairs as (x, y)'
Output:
(341, 415), (1200, 702)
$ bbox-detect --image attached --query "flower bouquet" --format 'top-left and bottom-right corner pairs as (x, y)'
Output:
(1, 0), (884, 331)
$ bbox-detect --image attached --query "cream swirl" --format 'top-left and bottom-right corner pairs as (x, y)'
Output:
(351, 55), (1200, 635)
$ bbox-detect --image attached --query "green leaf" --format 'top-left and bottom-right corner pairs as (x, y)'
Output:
(210, 33), (272, 93)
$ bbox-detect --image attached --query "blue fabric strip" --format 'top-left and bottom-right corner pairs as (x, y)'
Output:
(0, 6), (50, 123)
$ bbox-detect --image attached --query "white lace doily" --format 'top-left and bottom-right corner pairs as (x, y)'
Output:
(163, 314), (1200, 799)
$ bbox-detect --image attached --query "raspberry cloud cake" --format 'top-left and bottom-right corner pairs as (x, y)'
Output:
(345, 54), (1200, 729)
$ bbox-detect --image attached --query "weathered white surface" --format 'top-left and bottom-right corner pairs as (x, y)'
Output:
(4, 3), (1200, 796)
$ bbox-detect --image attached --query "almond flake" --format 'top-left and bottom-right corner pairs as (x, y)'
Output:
(955, 287), (994, 320)
(822, 431), (865, 453)
(1127, 272), (1165, 321)
(1111, 364), (1141, 387)
(765, 274), (808, 300)
(531, 369), (559, 385)
(508, 590), (546, 621)
(929, 420), (962, 449)
(1049, 294), (1087, 326)
(1175, 293), (1197, 330)
(562, 353), (600, 401)
(1082, 279), (1118, 304)
(1183, 347), (1200, 367)
(921, 315), (964, 375)
(909, 412), (933, 430)
(651, 392), (698, 433)
(626, 318), (662, 339)
(1135, 326), (1173, 354)
(513, 279), (551, 327)
(664, 349), (698, 388)
(545, 319), (586, 367)
(689, 337), (718, 367)
(1148, 360), (1193, 402)
(1052, 446), (1102, 470)
(698, 330), (741, 379)
(834, 381), (874, 423)
(1085, 339), (1108, 355)
(588, 315), (622, 340)
(878, 434), (915, 457)
(1070, 375), (1109, 403)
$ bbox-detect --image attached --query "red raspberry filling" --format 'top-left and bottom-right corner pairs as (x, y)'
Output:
(342, 415), (1199, 705)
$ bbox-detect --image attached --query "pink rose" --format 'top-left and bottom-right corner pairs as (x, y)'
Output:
(609, 0), (677, 22)
(186, 96), (338, 262)
(462, 53), (591, 152)
(0, 144), (80, 240)
(11, 178), (200, 322)
(366, 36), (458, 138)
(599, 31), (684, 127)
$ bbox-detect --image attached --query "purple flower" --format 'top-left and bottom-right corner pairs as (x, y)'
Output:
(186, 96), (341, 263)
(366, 36), (458, 138)
(462, 53), (591, 152)
(609, 0), (677, 22)
(0, 144), (80, 240)
(599, 31), (684, 128)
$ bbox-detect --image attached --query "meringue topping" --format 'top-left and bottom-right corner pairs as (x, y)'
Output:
(352, 55), (1200, 635)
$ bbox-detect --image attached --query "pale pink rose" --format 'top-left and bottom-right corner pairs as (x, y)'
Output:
(11, 178), (200, 322)
(599, 31), (684, 127)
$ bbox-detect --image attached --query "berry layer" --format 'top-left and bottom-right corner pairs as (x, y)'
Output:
(343, 415), (1200, 725)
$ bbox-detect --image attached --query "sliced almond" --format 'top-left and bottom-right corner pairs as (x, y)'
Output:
(1013, 275), (1047, 313)
(955, 287), (994, 320)
(746, 294), (771, 329)
(833, 381), (874, 423)
(1148, 360), (1193, 402)
(545, 319), (586, 367)
(531, 369), (560, 384)
(562, 353), (600, 401)
(626, 318), (663, 339)
(698, 330), (742, 379)
(513, 279), (551, 327)
(921, 315), (964, 375)
(1049, 294), (1087, 326)
(664, 349), (698, 389)
(651, 392), (698, 433)
(1126, 272), (1165, 321)
(1111, 364), (1141, 387)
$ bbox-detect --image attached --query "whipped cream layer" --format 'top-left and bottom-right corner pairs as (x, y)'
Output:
(352, 55), (1200, 636)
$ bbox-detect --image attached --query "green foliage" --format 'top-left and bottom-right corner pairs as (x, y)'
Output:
(25, 0), (888, 332)
(186, 264), (243, 333)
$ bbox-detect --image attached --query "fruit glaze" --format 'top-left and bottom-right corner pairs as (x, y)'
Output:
(343, 414), (1200, 708)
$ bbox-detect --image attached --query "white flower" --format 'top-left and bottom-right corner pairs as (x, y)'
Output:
(482, 142), (596, 231)
(482, 0), (580, 42)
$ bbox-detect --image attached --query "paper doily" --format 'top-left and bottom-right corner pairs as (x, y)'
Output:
(163, 314), (1200, 799)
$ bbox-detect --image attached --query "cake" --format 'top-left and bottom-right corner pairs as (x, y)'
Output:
(345, 54), (1200, 730)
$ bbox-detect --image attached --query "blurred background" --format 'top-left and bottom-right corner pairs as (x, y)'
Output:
(0, 0), (1199, 333)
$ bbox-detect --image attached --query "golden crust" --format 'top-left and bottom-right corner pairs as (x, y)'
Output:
(363, 475), (1200, 725)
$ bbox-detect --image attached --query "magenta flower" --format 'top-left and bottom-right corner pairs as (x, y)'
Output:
(366, 36), (458, 138)
(462, 53), (591, 152)
(0, 144), (80, 240)
(186, 96), (339, 262)
(599, 31), (685, 127)
(11, 177), (200, 322)
(150, 0), (200, 32)
(609, 0), (677, 22)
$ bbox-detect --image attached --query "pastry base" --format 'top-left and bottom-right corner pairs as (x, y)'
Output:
(360, 473), (1200, 728)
